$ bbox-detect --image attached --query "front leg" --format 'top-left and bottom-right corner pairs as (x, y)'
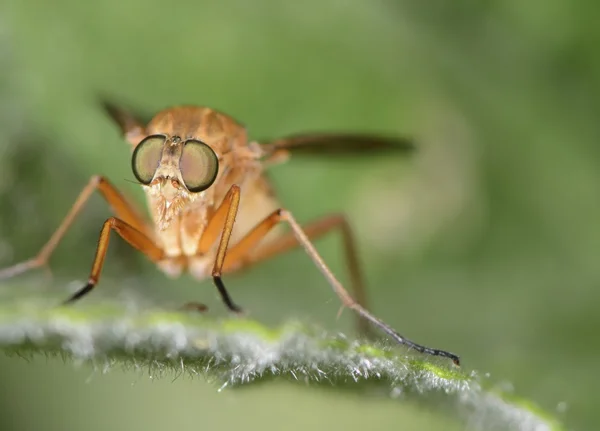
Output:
(64, 217), (164, 304)
(195, 184), (242, 313)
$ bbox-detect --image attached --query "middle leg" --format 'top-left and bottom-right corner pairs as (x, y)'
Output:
(63, 217), (164, 304)
(222, 212), (372, 336)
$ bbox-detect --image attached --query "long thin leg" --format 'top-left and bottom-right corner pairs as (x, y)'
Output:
(195, 184), (243, 312)
(0, 175), (152, 280)
(63, 217), (163, 304)
(222, 208), (460, 365)
(222, 213), (371, 336)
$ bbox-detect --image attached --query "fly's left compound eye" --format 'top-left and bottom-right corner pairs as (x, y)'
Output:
(131, 135), (166, 184)
(179, 139), (219, 192)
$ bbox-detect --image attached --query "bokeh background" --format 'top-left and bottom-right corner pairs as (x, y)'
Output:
(0, 1), (598, 430)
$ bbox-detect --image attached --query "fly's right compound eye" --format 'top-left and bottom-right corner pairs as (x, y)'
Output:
(179, 139), (219, 192)
(131, 135), (166, 184)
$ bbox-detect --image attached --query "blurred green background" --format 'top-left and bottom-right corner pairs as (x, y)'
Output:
(0, 0), (598, 430)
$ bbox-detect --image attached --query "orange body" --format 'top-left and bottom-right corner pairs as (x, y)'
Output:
(137, 107), (281, 280)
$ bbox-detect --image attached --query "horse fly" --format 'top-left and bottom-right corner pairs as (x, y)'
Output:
(0, 103), (460, 365)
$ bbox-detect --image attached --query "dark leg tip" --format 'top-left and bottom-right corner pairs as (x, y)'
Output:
(229, 303), (244, 315)
(438, 350), (460, 366)
(62, 282), (94, 305)
(213, 275), (244, 314)
(427, 350), (460, 366)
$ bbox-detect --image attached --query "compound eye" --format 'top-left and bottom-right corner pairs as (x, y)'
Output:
(179, 139), (219, 192)
(131, 135), (166, 184)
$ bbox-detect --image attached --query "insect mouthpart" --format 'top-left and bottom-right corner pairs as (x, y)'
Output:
(148, 174), (192, 230)
(152, 175), (184, 201)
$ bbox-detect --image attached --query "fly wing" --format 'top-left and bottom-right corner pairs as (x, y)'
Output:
(100, 99), (151, 145)
(259, 133), (415, 157)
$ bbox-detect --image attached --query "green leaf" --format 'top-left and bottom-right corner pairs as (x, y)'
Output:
(0, 299), (563, 431)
